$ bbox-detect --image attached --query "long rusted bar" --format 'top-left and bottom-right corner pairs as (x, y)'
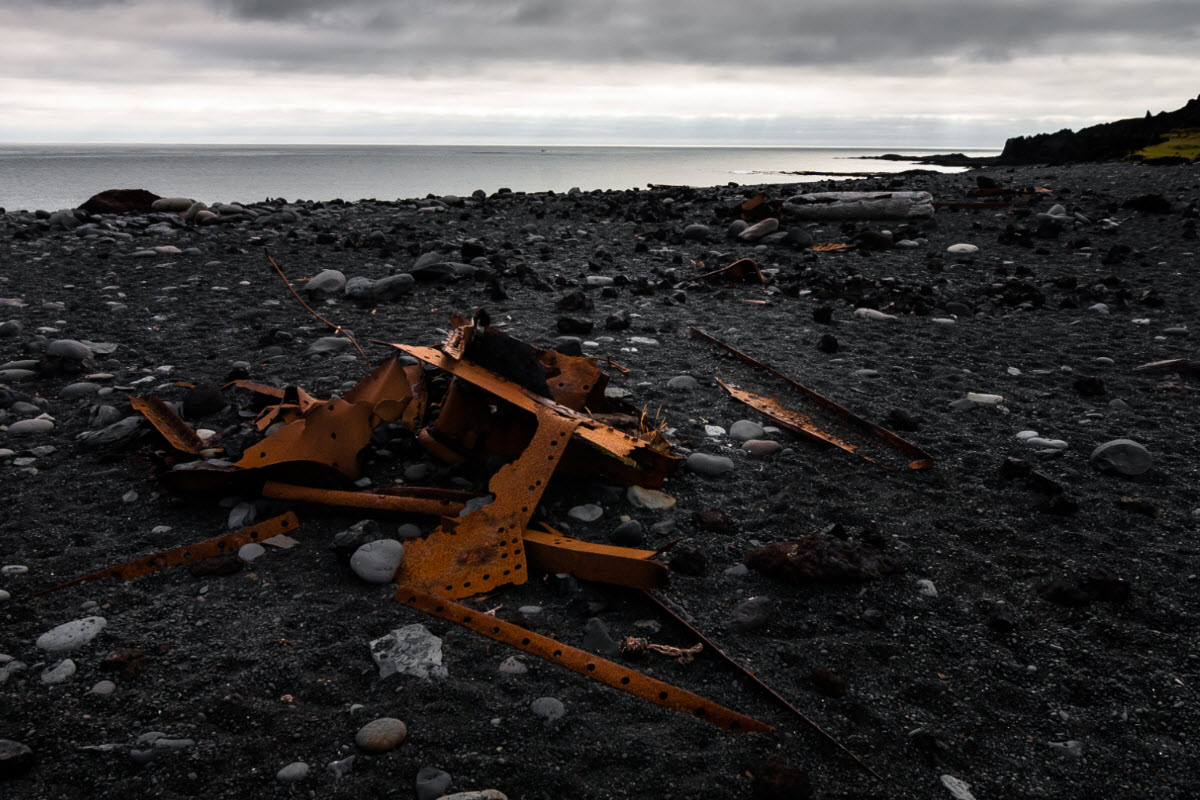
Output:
(523, 525), (668, 589)
(396, 584), (772, 734)
(690, 327), (934, 471)
(37, 513), (300, 596)
(261, 481), (471, 517)
(130, 394), (207, 455)
(645, 590), (888, 784)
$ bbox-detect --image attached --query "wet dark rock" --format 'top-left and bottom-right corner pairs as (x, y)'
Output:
(555, 291), (593, 312)
(986, 602), (1018, 632)
(79, 189), (161, 215)
(669, 544), (707, 576)
(729, 596), (775, 631)
(0, 739), (35, 779)
(751, 755), (813, 800)
(605, 310), (631, 330)
(745, 536), (904, 584)
(1073, 376), (1106, 396)
(812, 306), (833, 324)
(692, 508), (734, 533)
(556, 316), (594, 335)
(1123, 194), (1173, 214)
(182, 382), (227, 419)
(817, 333), (839, 354)
(811, 666), (847, 698)
(884, 409), (919, 432)
(582, 618), (620, 657)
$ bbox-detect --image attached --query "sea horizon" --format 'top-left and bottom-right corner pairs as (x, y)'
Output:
(0, 142), (1000, 213)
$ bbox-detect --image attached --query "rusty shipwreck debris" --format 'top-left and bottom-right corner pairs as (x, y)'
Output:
(40, 295), (904, 780)
(690, 327), (934, 470)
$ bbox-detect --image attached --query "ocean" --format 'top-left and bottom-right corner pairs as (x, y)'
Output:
(0, 144), (998, 213)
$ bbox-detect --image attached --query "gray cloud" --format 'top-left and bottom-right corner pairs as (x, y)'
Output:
(197, 0), (1200, 71)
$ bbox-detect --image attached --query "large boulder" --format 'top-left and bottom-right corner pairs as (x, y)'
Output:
(79, 189), (162, 215)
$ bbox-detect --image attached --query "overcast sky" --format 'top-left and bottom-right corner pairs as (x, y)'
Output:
(1, 0), (1197, 147)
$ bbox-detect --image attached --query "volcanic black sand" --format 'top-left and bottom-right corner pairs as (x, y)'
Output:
(1, 162), (1198, 799)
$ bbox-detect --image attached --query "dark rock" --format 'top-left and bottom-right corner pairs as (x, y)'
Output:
(999, 457), (1031, 479)
(79, 189), (161, 215)
(751, 755), (813, 800)
(182, 382), (227, 419)
(729, 596), (775, 631)
(811, 667), (847, 698)
(669, 544), (707, 576)
(745, 536), (904, 584)
(101, 649), (148, 680)
(692, 508), (734, 533)
(605, 310), (631, 331)
(812, 306), (833, 324)
(817, 334), (839, 354)
(582, 618), (620, 657)
(556, 317), (594, 335)
(1123, 194), (1173, 214)
(986, 602), (1018, 632)
(555, 291), (593, 312)
(884, 409), (919, 432)
(610, 520), (644, 547)
(0, 739), (35, 780)
(1073, 376), (1106, 396)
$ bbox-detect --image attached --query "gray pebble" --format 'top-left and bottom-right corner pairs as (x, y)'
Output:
(682, 224), (710, 241)
(237, 543), (266, 562)
(611, 520), (644, 547)
(2, 564), (29, 575)
(666, 375), (699, 391)
(729, 419), (765, 442)
(567, 504), (603, 523)
(724, 563), (750, 577)
(355, 717), (407, 753)
(415, 766), (453, 800)
(7, 418), (54, 435)
(741, 439), (780, 456)
(729, 596), (775, 631)
(303, 269), (346, 299)
(276, 761), (309, 783)
(582, 617), (619, 657)
(916, 579), (938, 598)
(351, 539), (405, 584)
(1090, 439), (1153, 476)
(36, 616), (107, 652)
(530, 696), (565, 723)
(41, 659), (77, 684)
(326, 755), (356, 779)
(438, 793), (507, 800)
(687, 452), (735, 477)
(0, 590), (9, 602)
(498, 656), (528, 675)
(90, 680), (117, 696)
(396, 523), (422, 539)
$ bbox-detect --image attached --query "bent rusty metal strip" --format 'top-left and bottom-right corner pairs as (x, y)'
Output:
(645, 590), (887, 784)
(523, 525), (668, 590)
(394, 414), (580, 599)
(696, 258), (772, 285)
(690, 327), (933, 471)
(396, 585), (771, 734)
(37, 513), (300, 596)
(392, 344), (678, 484)
(343, 356), (427, 427)
(262, 481), (472, 517)
(130, 394), (206, 455)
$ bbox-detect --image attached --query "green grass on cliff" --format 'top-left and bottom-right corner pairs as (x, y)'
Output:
(1132, 128), (1200, 160)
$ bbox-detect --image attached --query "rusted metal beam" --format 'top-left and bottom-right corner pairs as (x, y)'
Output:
(396, 585), (772, 734)
(37, 513), (300, 596)
(690, 327), (933, 471)
(130, 394), (207, 455)
(523, 525), (668, 590)
(261, 481), (473, 517)
(645, 590), (888, 785)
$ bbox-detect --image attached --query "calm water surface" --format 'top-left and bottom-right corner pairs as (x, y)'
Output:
(0, 144), (998, 212)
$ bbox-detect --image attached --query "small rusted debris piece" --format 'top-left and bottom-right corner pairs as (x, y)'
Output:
(745, 536), (904, 584)
(619, 636), (703, 664)
(130, 394), (208, 455)
(396, 585), (770, 733)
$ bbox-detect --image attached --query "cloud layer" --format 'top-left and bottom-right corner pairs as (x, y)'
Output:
(1, 1), (1196, 144)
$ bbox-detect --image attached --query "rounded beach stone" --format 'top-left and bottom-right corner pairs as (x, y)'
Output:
(350, 539), (405, 584)
(416, 766), (453, 800)
(355, 717), (407, 753)
(682, 224), (710, 241)
(530, 696), (565, 723)
(946, 243), (979, 254)
(6, 418), (53, 435)
(729, 419), (765, 442)
(276, 762), (309, 783)
(625, 485), (675, 510)
(36, 616), (107, 653)
(303, 269), (346, 299)
(150, 197), (193, 212)
(666, 375), (699, 391)
(567, 504), (603, 522)
(41, 659), (76, 684)
(439, 792), (508, 800)
(742, 439), (781, 456)
(0, 739), (35, 779)
(1090, 439), (1152, 476)
(687, 452), (735, 477)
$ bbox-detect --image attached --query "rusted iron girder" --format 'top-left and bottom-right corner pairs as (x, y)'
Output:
(38, 513), (300, 596)
(690, 327), (933, 471)
(644, 591), (887, 784)
(130, 394), (208, 455)
(396, 585), (772, 734)
(261, 481), (475, 517)
(523, 525), (668, 590)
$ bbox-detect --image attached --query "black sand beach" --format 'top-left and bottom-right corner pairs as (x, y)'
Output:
(2, 162), (1198, 799)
